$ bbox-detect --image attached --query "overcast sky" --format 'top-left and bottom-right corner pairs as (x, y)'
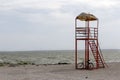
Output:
(0, 0), (120, 51)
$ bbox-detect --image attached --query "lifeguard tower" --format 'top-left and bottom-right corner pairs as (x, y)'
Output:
(75, 12), (107, 69)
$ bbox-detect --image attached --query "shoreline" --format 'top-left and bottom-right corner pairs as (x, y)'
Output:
(0, 61), (119, 67)
(0, 62), (120, 80)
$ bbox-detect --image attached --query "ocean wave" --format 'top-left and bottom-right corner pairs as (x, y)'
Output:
(0, 50), (120, 66)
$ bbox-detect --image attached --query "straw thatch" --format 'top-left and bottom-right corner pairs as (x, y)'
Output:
(76, 12), (98, 21)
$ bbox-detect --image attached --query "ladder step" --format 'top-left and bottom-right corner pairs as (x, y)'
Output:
(89, 40), (106, 68)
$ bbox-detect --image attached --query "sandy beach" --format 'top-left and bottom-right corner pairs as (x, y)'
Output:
(0, 62), (119, 80)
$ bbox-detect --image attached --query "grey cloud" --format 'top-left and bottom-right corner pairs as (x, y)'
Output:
(0, 0), (120, 50)
(14, 8), (54, 14)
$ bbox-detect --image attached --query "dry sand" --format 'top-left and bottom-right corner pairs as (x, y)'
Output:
(0, 62), (120, 80)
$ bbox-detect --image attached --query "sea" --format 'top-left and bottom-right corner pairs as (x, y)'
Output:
(0, 49), (120, 65)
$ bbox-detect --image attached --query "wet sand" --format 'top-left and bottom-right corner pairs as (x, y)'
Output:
(0, 62), (120, 80)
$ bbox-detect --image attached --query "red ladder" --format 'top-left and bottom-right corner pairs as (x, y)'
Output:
(89, 40), (105, 68)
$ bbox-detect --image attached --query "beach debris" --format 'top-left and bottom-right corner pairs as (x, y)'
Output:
(58, 60), (70, 65)
(0, 60), (36, 67)
(58, 62), (70, 65)
(85, 76), (88, 79)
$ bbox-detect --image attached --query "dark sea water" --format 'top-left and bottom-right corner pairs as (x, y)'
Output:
(0, 49), (120, 65)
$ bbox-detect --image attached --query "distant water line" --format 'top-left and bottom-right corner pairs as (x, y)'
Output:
(0, 50), (120, 65)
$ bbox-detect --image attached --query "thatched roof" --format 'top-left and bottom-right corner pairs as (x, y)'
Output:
(76, 12), (98, 21)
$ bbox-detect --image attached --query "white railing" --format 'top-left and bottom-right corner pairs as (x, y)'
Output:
(76, 27), (98, 39)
